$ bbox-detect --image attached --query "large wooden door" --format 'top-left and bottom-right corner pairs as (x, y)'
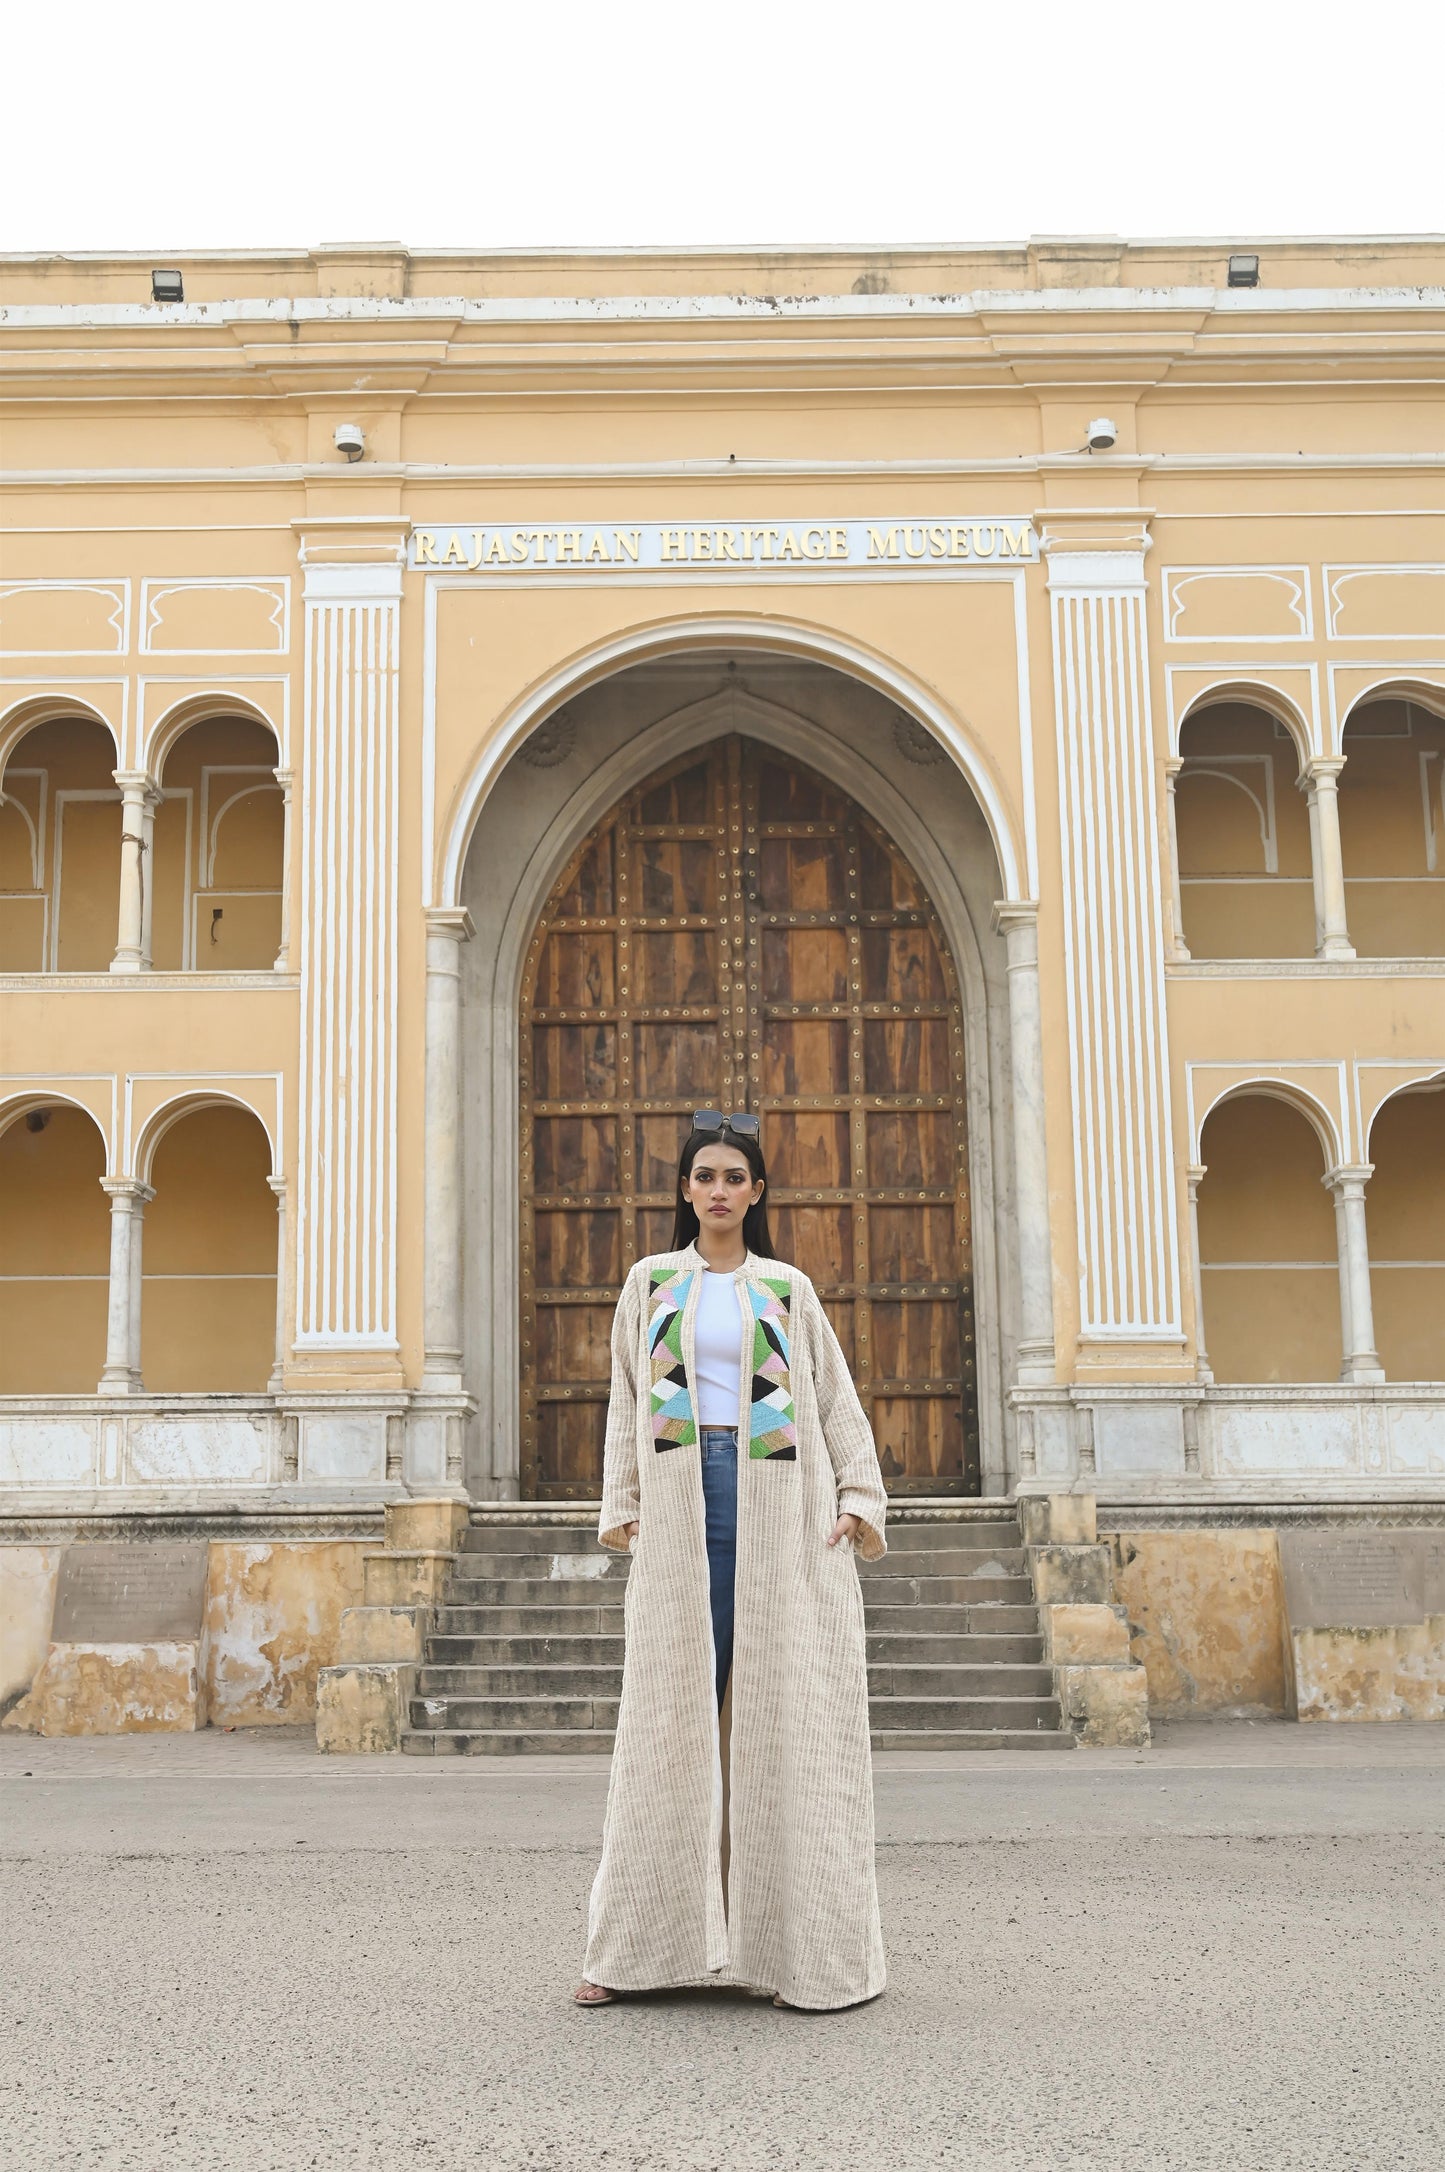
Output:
(519, 736), (979, 1497)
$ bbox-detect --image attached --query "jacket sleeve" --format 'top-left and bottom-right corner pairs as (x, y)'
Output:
(598, 1266), (644, 1551)
(806, 1283), (888, 1561)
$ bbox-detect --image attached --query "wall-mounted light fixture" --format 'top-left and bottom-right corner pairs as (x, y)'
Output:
(151, 268), (184, 303)
(1083, 416), (1118, 451)
(1227, 254), (1260, 288)
(334, 422), (365, 462)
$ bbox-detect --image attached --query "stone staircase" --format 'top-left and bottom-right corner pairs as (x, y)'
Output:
(400, 1505), (1076, 1755)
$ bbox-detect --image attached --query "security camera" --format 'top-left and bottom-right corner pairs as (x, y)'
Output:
(1085, 416), (1118, 452)
(334, 422), (365, 462)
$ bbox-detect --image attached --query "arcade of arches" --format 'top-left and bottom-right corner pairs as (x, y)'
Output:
(0, 1101), (278, 1396)
(1173, 696), (1445, 961)
(0, 710), (286, 973)
(1195, 1084), (1445, 1387)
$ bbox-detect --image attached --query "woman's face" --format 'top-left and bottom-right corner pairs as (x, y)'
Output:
(684, 1142), (764, 1237)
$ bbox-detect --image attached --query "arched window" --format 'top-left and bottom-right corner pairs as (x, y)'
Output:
(1174, 703), (1314, 958)
(152, 715), (283, 970)
(1366, 1083), (1445, 1380)
(0, 1104), (110, 1391)
(1339, 697), (1445, 956)
(140, 1104), (277, 1390)
(0, 717), (120, 972)
(1196, 1094), (1341, 1382)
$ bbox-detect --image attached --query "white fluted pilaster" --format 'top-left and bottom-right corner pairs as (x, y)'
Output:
(1163, 756), (1191, 960)
(272, 767), (294, 972)
(421, 907), (473, 1393)
(1185, 1163), (1212, 1382)
(267, 1175), (288, 1392)
(992, 901), (1056, 1383)
(1047, 546), (1183, 1346)
(295, 554), (403, 1356)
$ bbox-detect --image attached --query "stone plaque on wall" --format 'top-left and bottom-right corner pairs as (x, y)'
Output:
(51, 1543), (208, 1644)
(1278, 1530), (1442, 1631)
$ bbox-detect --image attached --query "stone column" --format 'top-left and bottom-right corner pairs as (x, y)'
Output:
(1325, 1164), (1385, 1382)
(421, 908), (474, 1394)
(1185, 1163), (1213, 1382)
(1045, 538), (1184, 1362)
(1163, 757), (1191, 960)
(272, 767), (293, 972)
(293, 530), (407, 1377)
(267, 1176), (288, 1393)
(110, 772), (159, 974)
(992, 902), (1056, 1383)
(1302, 757), (1355, 960)
(97, 1179), (153, 1392)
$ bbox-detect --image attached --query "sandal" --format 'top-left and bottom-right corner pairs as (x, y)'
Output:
(574, 1981), (619, 2006)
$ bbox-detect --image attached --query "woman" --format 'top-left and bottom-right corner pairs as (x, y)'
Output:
(575, 1110), (888, 2012)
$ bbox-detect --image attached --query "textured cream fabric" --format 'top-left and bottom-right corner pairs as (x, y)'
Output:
(584, 1243), (888, 2010)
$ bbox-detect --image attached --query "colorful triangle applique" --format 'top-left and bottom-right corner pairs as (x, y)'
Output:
(648, 1268), (696, 1449)
(746, 1279), (796, 1459)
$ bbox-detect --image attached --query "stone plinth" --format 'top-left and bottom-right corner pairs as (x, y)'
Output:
(3, 1640), (206, 1735)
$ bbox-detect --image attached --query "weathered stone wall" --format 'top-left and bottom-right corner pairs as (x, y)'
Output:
(0, 1538), (368, 1731)
(204, 1542), (368, 1725)
(0, 1544), (64, 1710)
(1107, 1530), (1290, 1717)
(1292, 1622), (1445, 1721)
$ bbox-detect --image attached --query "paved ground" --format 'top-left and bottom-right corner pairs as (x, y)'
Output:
(2, 1722), (1442, 2172)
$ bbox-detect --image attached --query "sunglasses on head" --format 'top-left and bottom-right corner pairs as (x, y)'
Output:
(691, 1108), (761, 1139)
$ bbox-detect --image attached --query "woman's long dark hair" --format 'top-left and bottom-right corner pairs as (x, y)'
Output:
(670, 1124), (779, 1258)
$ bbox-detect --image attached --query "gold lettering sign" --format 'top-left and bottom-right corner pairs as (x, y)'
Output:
(407, 518), (1038, 572)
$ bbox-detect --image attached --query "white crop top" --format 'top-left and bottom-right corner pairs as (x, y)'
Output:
(694, 1270), (745, 1427)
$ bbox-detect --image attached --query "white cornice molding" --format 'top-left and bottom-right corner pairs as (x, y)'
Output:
(7, 452), (1445, 493)
(3, 285), (1445, 332)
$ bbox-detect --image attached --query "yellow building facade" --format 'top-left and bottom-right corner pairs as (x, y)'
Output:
(1, 238), (1442, 1729)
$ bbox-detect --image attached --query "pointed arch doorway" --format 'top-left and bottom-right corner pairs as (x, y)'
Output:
(519, 732), (980, 1498)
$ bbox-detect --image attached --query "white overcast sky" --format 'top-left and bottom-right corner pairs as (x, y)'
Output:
(3, 0), (1440, 256)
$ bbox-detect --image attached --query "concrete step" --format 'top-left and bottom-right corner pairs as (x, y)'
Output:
(411, 1694), (621, 1730)
(461, 1521), (1024, 1557)
(416, 1660), (1053, 1701)
(858, 1695), (1062, 1730)
(865, 1632), (1043, 1664)
(435, 1604), (627, 1635)
(402, 1726), (1073, 1756)
(425, 1630), (1042, 1668)
(449, 1552), (630, 1584)
(858, 1574), (1035, 1605)
(444, 1571), (1033, 1610)
(868, 1664), (1055, 1698)
(427, 1633), (627, 1666)
(871, 1729), (1075, 1752)
(863, 1602), (1040, 1635)
(412, 1690), (1060, 1733)
(444, 1575), (632, 1605)
(419, 1664), (623, 1696)
(862, 1548), (1026, 1578)
(403, 1728), (616, 1756)
(462, 1526), (602, 1554)
(413, 1504), (1056, 1754)
(453, 1542), (1029, 1580)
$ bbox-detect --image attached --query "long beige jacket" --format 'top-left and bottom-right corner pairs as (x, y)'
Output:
(583, 1244), (888, 2010)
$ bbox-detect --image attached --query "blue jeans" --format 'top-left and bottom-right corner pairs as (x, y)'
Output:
(700, 1427), (738, 1709)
